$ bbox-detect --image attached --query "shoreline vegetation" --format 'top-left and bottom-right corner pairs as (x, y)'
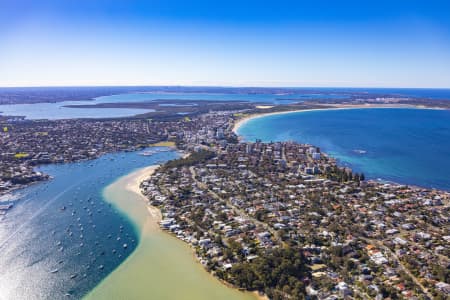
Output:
(137, 111), (449, 299)
(1, 95), (449, 299)
(85, 165), (261, 300)
(137, 106), (446, 298)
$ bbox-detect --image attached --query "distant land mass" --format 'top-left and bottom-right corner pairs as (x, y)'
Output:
(1, 86), (449, 299)
(1, 86), (449, 105)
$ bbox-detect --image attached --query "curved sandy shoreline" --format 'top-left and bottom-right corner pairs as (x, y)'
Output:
(85, 165), (258, 300)
(124, 165), (162, 227)
(232, 103), (447, 134)
(127, 166), (265, 299)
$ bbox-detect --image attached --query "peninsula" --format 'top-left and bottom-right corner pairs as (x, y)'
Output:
(135, 111), (449, 299)
(3, 0), (450, 297)
(1, 92), (449, 299)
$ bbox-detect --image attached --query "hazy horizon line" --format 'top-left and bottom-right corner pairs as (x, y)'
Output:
(1, 84), (450, 90)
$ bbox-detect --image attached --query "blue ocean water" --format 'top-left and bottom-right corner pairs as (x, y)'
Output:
(1, 88), (449, 120)
(238, 108), (450, 191)
(0, 91), (347, 120)
(0, 100), (155, 120)
(0, 148), (178, 299)
(313, 88), (450, 100)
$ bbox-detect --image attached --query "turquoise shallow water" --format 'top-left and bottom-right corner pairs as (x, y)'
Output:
(0, 148), (178, 299)
(238, 108), (450, 191)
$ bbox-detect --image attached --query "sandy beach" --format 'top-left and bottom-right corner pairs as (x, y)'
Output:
(232, 103), (446, 134)
(123, 165), (162, 228)
(130, 165), (267, 300)
(85, 165), (258, 300)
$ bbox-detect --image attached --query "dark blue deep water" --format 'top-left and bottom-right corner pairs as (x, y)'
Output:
(238, 108), (450, 190)
(0, 148), (178, 299)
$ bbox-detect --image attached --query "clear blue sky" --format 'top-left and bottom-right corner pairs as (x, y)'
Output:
(1, 0), (450, 88)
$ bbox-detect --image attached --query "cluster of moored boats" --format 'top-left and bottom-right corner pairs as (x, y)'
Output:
(139, 147), (171, 156)
(49, 184), (134, 284)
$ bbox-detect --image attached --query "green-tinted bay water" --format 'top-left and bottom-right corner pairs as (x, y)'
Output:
(85, 166), (256, 300)
(0, 148), (256, 299)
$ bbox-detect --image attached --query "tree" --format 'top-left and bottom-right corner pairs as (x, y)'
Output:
(229, 246), (309, 297)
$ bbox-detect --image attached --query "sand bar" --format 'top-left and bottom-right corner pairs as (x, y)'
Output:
(85, 165), (257, 300)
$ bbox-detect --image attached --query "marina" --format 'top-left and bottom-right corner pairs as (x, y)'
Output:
(0, 148), (177, 299)
(1, 0), (450, 297)
(84, 165), (256, 300)
(0, 146), (257, 300)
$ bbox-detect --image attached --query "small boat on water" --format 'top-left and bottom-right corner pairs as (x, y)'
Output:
(70, 274), (77, 279)
(353, 149), (367, 154)
(139, 150), (156, 156)
(50, 269), (59, 273)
